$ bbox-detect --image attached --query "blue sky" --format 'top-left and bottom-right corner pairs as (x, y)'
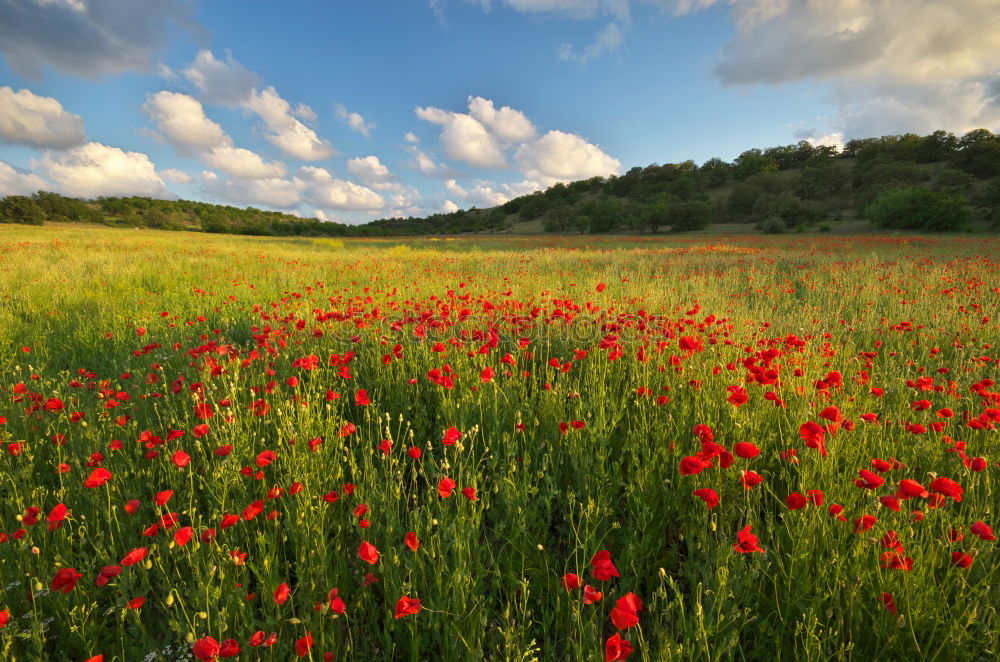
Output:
(1, 1), (998, 223)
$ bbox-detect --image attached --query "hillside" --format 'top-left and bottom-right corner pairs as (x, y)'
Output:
(3, 129), (999, 235)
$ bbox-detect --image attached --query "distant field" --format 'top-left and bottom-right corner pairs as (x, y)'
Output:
(0, 226), (997, 661)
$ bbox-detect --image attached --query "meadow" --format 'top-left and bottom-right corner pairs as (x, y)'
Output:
(0, 225), (996, 661)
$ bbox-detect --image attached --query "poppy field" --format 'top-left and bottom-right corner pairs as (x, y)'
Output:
(0, 226), (997, 661)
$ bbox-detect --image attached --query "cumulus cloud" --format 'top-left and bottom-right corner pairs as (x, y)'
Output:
(204, 175), (304, 208)
(335, 103), (376, 137)
(678, 0), (1000, 138)
(298, 166), (386, 211)
(33, 142), (167, 198)
(515, 129), (620, 185)
(159, 168), (192, 183)
(408, 148), (458, 178)
(182, 49), (260, 106)
(347, 155), (396, 188)
(0, 161), (48, 195)
(404, 131), (420, 144)
(0, 0), (199, 79)
(248, 87), (336, 161)
(142, 91), (229, 152)
(467, 96), (536, 142)
(142, 91), (288, 180)
(202, 146), (286, 180)
(416, 104), (507, 168)
(441, 199), (460, 213)
(0, 87), (86, 150)
(414, 95), (619, 190)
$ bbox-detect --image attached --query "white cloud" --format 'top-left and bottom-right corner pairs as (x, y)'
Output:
(0, 161), (48, 195)
(515, 129), (620, 185)
(159, 168), (192, 183)
(404, 131), (420, 144)
(142, 91), (229, 152)
(335, 103), (375, 137)
(558, 21), (623, 63)
(444, 176), (545, 207)
(347, 155), (393, 184)
(293, 103), (318, 123)
(248, 87), (336, 161)
(0, 0), (198, 79)
(298, 166), (386, 211)
(467, 96), (536, 142)
(205, 175), (304, 208)
(796, 131), (844, 152)
(0, 87), (86, 150)
(409, 148), (457, 178)
(442, 199), (460, 213)
(34, 142), (167, 198)
(182, 49), (260, 106)
(678, 0), (1000, 139)
(202, 146), (286, 180)
(416, 105), (507, 168)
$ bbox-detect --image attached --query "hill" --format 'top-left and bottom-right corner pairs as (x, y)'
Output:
(3, 129), (999, 235)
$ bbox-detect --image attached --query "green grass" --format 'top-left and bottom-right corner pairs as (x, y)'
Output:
(0, 226), (996, 661)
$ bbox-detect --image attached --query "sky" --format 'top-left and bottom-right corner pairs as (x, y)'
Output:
(1, 0), (999, 224)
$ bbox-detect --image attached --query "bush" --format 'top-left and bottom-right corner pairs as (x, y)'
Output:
(864, 187), (970, 231)
(758, 215), (787, 234)
(0, 195), (45, 225)
(667, 201), (712, 232)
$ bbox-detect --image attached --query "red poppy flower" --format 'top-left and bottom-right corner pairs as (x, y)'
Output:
(583, 585), (603, 604)
(121, 547), (147, 566)
(590, 550), (620, 581)
(51, 567), (82, 594)
(358, 541), (379, 565)
(563, 573), (581, 591)
(692, 488), (719, 509)
(462, 486), (477, 501)
(881, 592), (896, 615)
(172, 526), (193, 546)
(405, 532), (420, 551)
(929, 476), (963, 502)
(741, 470), (763, 489)
(274, 582), (290, 605)
(733, 442), (760, 459)
(192, 637), (221, 661)
(295, 633), (313, 658)
(394, 595), (422, 618)
(437, 476), (456, 498)
(733, 525), (764, 554)
(605, 633), (634, 662)
(971, 521), (995, 541)
(610, 592), (642, 629)
(854, 514), (877, 533)
(786, 493), (807, 510)
(84, 468), (112, 488)
(441, 426), (461, 446)
(854, 469), (884, 490)
(951, 552), (973, 568)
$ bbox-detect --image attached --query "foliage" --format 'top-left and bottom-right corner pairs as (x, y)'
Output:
(864, 187), (970, 231)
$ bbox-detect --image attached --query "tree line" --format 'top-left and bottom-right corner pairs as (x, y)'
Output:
(2, 129), (999, 235)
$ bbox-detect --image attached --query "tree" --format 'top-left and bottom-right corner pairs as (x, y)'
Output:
(733, 149), (779, 180)
(916, 130), (958, 163)
(864, 187), (969, 232)
(0, 195), (45, 225)
(699, 158), (731, 188)
(667, 201), (712, 232)
(951, 129), (1000, 179)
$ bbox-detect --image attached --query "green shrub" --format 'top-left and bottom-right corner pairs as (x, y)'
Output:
(864, 187), (970, 231)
